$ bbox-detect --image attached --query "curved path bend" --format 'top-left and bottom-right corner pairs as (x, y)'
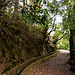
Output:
(21, 49), (75, 75)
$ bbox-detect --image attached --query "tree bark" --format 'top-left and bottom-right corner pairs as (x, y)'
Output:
(69, 5), (75, 71)
(14, 0), (19, 14)
(70, 29), (75, 61)
(69, 29), (75, 71)
(70, 5), (75, 61)
(23, 0), (25, 7)
(13, 0), (19, 19)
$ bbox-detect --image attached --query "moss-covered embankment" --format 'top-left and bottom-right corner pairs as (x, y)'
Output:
(0, 15), (57, 74)
(4, 51), (59, 75)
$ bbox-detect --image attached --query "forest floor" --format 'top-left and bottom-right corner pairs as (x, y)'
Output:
(20, 49), (75, 75)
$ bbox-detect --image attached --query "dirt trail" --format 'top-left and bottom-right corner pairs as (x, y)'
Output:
(26, 49), (74, 75)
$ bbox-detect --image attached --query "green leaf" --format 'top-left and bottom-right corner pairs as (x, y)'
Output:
(32, 0), (36, 2)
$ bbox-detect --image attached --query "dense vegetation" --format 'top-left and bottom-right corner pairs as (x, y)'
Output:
(0, 0), (75, 73)
(0, 0), (57, 72)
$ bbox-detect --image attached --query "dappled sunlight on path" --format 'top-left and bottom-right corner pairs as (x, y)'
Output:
(28, 49), (74, 75)
(58, 49), (70, 54)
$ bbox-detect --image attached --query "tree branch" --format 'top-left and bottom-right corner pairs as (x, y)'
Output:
(0, 0), (12, 9)
(56, 32), (69, 42)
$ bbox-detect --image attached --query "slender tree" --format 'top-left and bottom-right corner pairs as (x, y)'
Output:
(14, 0), (19, 14)
(23, 0), (25, 7)
(70, 5), (75, 64)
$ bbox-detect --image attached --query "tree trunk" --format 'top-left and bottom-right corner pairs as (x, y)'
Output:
(70, 29), (75, 61)
(14, 0), (19, 15)
(70, 5), (75, 61)
(26, 0), (27, 4)
(13, 0), (19, 19)
(23, 0), (25, 7)
(70, 29), (75, 71)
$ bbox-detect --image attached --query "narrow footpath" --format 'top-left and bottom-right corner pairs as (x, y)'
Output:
(21, 50), (75, 75)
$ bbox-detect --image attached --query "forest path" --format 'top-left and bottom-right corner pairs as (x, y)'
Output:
(21, 49), (74, 75)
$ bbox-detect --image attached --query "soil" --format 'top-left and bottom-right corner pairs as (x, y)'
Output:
(29, 50), (75, 75)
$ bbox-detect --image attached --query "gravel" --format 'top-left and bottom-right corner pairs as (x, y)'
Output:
(29, 49), (75, 75)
